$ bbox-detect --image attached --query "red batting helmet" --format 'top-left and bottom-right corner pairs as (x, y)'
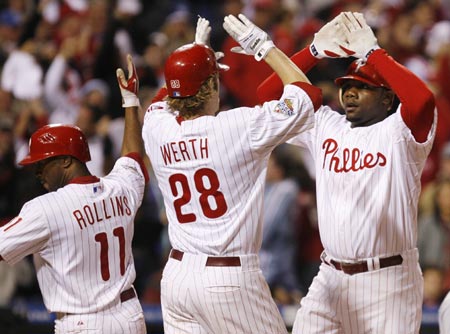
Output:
(164, 43), (228, 98)
(335, 60), (390, 89)
(19, 124), (91, 166)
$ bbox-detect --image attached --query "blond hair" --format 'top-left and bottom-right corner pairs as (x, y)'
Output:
(166, 74), (218, 119)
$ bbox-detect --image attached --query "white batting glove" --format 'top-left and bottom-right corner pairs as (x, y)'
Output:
(340, 12), (380, 61)
(194, 17), (230, 70)
(195, 16), (212, 45)
(223, 14), (275, 61)
(310, 12), (352, 59)
(116, 54), (140, 108)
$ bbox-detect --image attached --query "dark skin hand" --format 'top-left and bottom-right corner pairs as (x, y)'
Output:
(341, 80), (395, 128)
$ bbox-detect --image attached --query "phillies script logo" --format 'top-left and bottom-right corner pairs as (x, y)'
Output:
(322, 138), (387, 173)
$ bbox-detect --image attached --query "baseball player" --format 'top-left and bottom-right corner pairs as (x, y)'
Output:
(440, 291), (450, 333)
(142, 15), (321, 334)
(0, 55), (149, 334)
(257, 12), (437, 334)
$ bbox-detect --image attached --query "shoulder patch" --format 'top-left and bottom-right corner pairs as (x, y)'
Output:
(274, 99), (294, 116)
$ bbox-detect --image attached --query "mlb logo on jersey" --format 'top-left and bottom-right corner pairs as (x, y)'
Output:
(93, 184), (103, 193)
(274, 99), (294, 116)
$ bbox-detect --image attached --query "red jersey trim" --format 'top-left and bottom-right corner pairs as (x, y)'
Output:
(151, 87), (168, 104)
(68, 175), (100, 184)
(4, 217), (23, 232)
(125, 152), (150, 184)
(290, 82), (322, 111)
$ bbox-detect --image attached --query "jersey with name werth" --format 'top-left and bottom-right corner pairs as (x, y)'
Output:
(0, 156), (146, 313)
(143, 85), (315, 256)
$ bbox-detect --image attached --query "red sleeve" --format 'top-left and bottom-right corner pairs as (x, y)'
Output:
(125, 152), (149, 184)
(221, 37), (273, 107)
(290, 82), (322, 111)
(151, 87), (167, 103)
(367, 49), (435, 143)
(256, 45), (319, 104)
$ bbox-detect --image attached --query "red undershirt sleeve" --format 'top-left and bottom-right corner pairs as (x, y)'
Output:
(257, 45), (319, 104)
(289, 82), (322, 111)
(367, 49), (435, 143)
(151, 87), (168, 103)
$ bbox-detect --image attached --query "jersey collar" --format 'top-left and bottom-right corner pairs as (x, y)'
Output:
(68, 175), (100, 184)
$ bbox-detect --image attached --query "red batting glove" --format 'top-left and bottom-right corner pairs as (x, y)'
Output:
(116, 54), (140, 108)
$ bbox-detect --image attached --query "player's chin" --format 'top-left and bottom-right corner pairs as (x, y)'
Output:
(345, 113), (358, 123)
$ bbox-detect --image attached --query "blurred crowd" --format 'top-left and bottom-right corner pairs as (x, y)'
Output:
(0, 0), (449, 329)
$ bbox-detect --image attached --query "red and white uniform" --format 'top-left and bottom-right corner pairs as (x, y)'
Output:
(258, 49), (437, 334)
(440, 291), (450, 334)
(143, 83), (320, 334)
(0, 154), (148, 334)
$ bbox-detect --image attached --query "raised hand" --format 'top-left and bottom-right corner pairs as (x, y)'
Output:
(339, 12), (380, 60)
(310, 12), (352, 59)
(116, 54), (140, 108)
(223, 14), (275, 61)
(195, 17), (230, 70)
(195, 16), (212, 45)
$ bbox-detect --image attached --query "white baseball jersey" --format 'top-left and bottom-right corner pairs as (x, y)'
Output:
(0, 155), (146, 314)
(290, 104), (436, 334)
(142, 84), (315, 255)
(289, 104), (437, 260)
(440, 291), (450, 334)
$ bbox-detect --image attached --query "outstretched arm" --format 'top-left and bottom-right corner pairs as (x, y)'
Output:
(256, 12), (351, 103)
(340, 12), (435, 143)
(116, 55), (144, 157)
(116, 54), (149, 183)
(223, 14), (322, 109)
(257, 46), (318, 103)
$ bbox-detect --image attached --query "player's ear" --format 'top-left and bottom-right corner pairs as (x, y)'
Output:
(382, 89), (395, 112)
(60, 155), (73, 168)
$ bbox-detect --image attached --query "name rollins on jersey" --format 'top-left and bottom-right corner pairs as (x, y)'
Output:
(160, 137), (208, 166)
(72, 196), (131, 230)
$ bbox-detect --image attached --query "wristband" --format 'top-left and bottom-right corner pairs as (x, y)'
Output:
(255, 40), (275, 61)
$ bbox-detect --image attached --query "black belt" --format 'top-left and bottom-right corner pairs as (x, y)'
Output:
(120, 287), (136, 303)
(324, 254), (403, 275)
(55, 287), (136, 320)
(170, 249), (241, 267)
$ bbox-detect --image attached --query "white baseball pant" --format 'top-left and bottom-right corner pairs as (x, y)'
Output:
(161, 250), (288, 334)
(54, 288), (146, 334)
(293, 248), (423, 334)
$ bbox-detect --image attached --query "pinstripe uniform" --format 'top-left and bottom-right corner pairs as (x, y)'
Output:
(440, 292), (450, 334)
(143, 84), (316, 333)
(289, 105), (437, 333)
(0, 155), (147, 334)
